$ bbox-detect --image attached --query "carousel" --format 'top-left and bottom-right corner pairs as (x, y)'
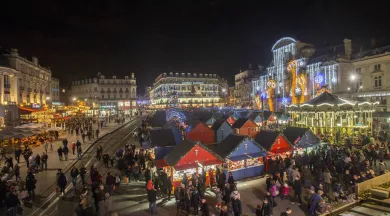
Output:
(287, 88), (378, 144)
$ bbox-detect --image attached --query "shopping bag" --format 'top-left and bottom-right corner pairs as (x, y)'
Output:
(124, 177), (129, 184)
(113, 185), (116, 191)
(56, 187), (59, 193)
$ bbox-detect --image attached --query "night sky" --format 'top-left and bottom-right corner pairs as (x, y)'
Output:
(0, 0), (389, 94)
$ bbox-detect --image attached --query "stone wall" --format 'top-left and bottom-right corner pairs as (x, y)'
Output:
(356, 172), (390, 195)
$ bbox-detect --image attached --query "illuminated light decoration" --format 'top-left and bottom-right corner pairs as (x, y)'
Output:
(271, 37), (296, 51)
(297, 74), (306, 86)
(282, 98), (288, 105)
(304, 89), (308, 96)
(299, 61), (304, 66)
(295, 87), (301, 95)
(267, 80), (276, 88)
(332, 77), (337, 83)
(315, 74), (324, 84)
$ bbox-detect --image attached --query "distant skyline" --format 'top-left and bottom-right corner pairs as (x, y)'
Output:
(1, 0), (389, 95)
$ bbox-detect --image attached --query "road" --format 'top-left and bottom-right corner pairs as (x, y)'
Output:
(22, 118), (140, 216)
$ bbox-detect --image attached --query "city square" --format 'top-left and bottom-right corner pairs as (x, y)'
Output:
(1, 1), (390, 216)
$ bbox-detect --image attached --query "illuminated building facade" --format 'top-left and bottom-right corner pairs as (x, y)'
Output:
(70, 73), (137, 116)
(252, 37), (354, 112)
(149, 72), (227, 108)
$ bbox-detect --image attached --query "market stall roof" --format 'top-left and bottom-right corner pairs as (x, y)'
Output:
(283, 127), (320, 147)
(18, 107), (43, 113)
(151, 110), (167, 127)
(213, 134), (267, 160)
(255, 130), (293, 153)
(232, 118), (249, 128)
(211, 119), (226, 131)
(155, 146), (175, 160)
(150, 129), (176, 147)
(164, 139), (223, 170)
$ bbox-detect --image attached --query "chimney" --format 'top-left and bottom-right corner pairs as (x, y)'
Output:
(10, 48), (19, 57)
(371, 38), (376, 48)
(32, 57), (38, 66)
(131, 73), (135, 79)
(343, 39), (352, 59)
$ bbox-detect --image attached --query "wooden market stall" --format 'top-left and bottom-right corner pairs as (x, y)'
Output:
(254, 130), (293, 173)
(185, 121), (215, 144)
(163, 139), (223, 188)
(283, 127), (321, 154)
(213, 134), (267, 180)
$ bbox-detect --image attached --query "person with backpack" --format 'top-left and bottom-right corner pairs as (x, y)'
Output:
(5, 190), (21, 216)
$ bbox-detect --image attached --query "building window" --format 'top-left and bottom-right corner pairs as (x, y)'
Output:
(374, 64), (381, 71)
(101, 95), (104, 99)
(113, 95), (116, 99)
(108, 95), (110, 99)
(374, 76), (382, 87)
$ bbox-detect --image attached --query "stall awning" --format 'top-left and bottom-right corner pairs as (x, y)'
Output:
(228, 152), (266, 162)
(155, 159), (169, 168)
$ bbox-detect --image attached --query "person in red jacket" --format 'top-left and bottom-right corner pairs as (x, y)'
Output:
(280, 183), (291, 200)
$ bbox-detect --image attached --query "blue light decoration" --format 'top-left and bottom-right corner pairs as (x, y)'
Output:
(260, 92), (267, 99)
(315, 74), (324, 84)
(282, 97), (288, 106)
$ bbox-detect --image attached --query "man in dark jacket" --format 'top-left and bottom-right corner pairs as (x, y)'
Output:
(292, 176), (302, 205)
(71, 167), (79, 189)
(14, 148), (22, 164)
(26, 172), (36, 200)
(106, 172), (115, 195)
(57, 170), (67, 196)
(232, 196), (242, 216)
(79, 165), (87, 185)
(200, 198), (210, 216)
(192, 189), (200, 215)
(5, 191), (21, 215)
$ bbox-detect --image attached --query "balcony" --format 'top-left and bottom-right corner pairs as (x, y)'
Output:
(100, 90), (105, 94)
(19, 86), (25, 91)
(34, 89), (38, 93)
(46, 91), (50, 95)
(28, 88), (32, 92)
(113, 91), (117, 94)
(40, 90), (44, 94)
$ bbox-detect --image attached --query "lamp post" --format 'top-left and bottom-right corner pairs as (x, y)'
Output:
(260, 92), (266, 129)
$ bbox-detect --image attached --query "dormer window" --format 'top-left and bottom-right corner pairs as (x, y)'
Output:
(113, 76), (116, 79)
(100, 75), (105, 79)
(125, 76), (129, 79)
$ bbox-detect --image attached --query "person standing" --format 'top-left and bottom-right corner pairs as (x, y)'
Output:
(44, 141), (49, 154)
(292, 176), (302, 205)
(232, 195), (242, 216)
(72, 142), (76, 155)
(280, 207), (292, 216)
(147, 180), (157, 215)
(201, 198), (210, 216)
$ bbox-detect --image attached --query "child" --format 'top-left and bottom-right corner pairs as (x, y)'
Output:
(281, 182), (290, 200)
(255, 203), (263, 216)
(262, 198), (272, 216)
(215, 188), (222, 208)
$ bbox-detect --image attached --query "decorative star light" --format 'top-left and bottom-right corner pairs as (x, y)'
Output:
(282, 98), (288, 105)
(315, 74), (324, 84)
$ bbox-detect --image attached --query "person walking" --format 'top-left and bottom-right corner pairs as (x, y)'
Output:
(77, 146), (82, 160)
(41, 152), (48, 171)
(14, 148), (21, 164)
(292, 176), (302, 205)
(57, 169), (67, 196)
(44, 141), (49, 154)
(80, 165), (87, 185)
(106, 172), (115, 195)
(232, 195), (242, 216)
(26, 171), (37, 200)
(71, 167), (79, 189)
(63, 146), (69, 160)
(57, 146), (63, 161)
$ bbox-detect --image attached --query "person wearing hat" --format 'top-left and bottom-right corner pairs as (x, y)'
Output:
(255, 203), (263, 216)
(147, 180), (157, 215)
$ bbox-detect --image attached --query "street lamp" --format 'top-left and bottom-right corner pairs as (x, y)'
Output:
(347, 87), (350, 91)
(350, 74), (356, 81)
(260, 92), (267, 128)
(222, 88), (226, 93)
(73, 97), (76, 101)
